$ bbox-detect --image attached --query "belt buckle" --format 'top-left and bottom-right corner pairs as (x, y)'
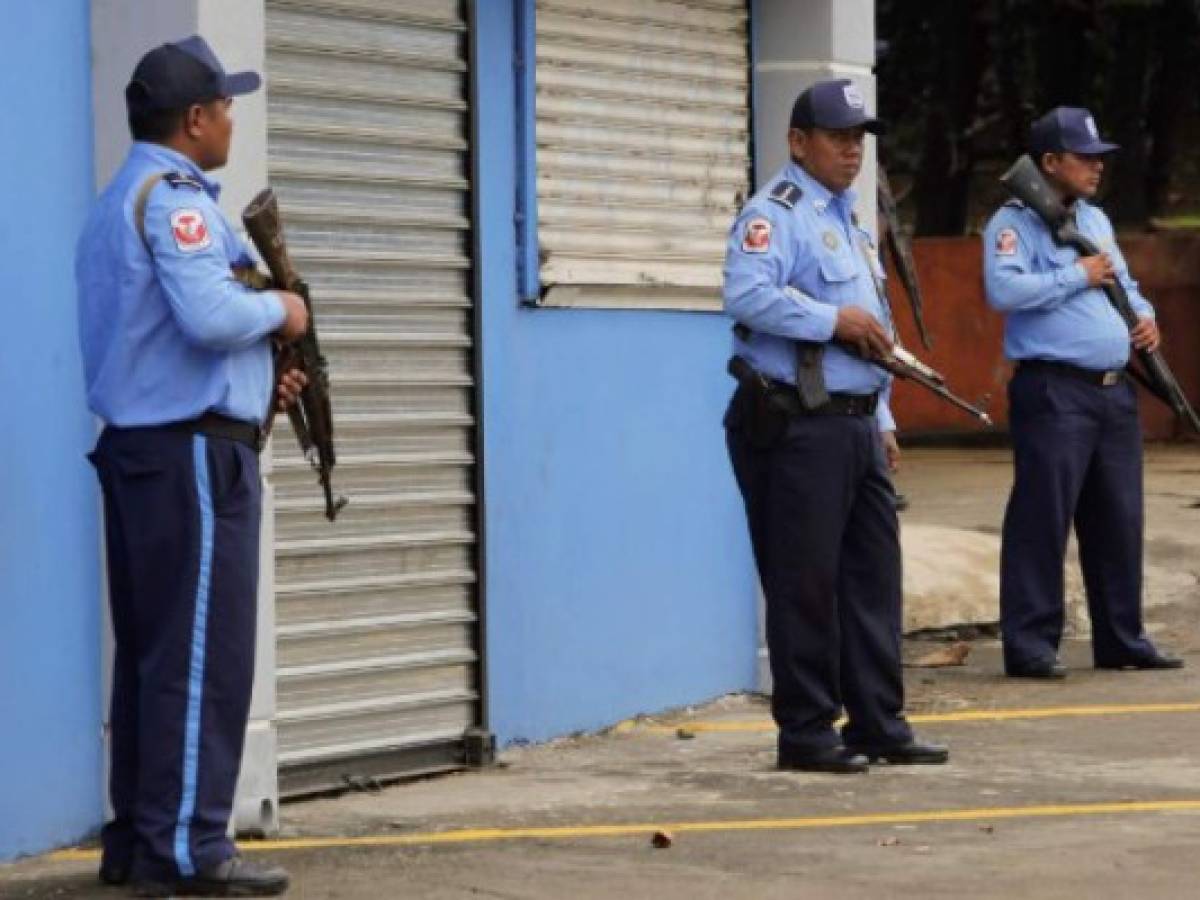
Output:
(1102, 370), (1120, 387)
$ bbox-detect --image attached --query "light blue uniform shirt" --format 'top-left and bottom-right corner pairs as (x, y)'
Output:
(982, 198), (1153, 370)
(76, 142), (285, 427)
(723, 161), (896, 431)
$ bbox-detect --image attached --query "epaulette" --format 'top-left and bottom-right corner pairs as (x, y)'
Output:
(768, 180), (803, 209)
(1003, 198), (1026, 209)
(163, 171), (204, 191)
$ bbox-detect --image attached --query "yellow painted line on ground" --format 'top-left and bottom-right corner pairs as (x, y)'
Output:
(47, 798), (1200, 860)
(643, 701), (1200, 734)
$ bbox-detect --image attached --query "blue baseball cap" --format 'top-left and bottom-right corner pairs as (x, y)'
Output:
(790, 78), (885, 135)
(1029, 106), (1119, 156)
(126, 35), (261, 115)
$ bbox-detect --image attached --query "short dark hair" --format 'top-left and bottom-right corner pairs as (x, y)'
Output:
(125, 80), (190, 141)
(128, 105), (189, 142)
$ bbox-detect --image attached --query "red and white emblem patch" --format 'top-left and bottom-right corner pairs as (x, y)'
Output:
(170, 208), (212, 253)
(996, 228), (1018, 256)
(742, 217), (772, 254)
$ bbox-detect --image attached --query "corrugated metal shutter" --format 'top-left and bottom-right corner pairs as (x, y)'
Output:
(535, 0), (751, 309)
(264, 0), (480, 794)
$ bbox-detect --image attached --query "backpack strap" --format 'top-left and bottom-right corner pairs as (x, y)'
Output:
(132, 171), (205, 252)
(133, 172), (167, 253)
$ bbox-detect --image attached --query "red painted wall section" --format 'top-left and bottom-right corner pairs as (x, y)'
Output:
(886, 234), (1200, 441)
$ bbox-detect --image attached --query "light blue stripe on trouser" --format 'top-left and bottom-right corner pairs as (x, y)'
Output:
(174, 435), (214, 877)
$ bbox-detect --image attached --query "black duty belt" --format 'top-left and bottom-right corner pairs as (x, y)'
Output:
(1019, 359), (1125, 387)
(174, 412), (264, 453)
(763, 378), (879, 417)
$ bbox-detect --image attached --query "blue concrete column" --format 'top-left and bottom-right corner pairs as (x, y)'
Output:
(0, 1), (103, 861)
(474, 0), (759, 745)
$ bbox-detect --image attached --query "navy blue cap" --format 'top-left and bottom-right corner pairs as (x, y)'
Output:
(790, 79), (885, 135)
(126, 35), (261, 115)
(1029, 106), (1119, 156)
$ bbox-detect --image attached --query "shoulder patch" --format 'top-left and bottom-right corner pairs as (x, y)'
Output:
(163, 171), (204, 192)
(995, 227), (1018, 256)
(169, 208), (213, 253)
(768, 180), (803, 209)
(741, 217), (772, 254)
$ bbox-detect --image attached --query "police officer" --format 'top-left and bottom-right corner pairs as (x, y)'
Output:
(76, 36), (308, 896)
(983, 107), (1184, 679)
(723, 79), (947, 773)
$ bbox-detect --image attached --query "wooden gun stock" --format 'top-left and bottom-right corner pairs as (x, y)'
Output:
(243, 188), (348, 521)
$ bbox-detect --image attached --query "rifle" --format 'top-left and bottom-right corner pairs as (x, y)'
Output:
(844, 224), (993, 427)
(1000, 154), (1200, 436)
(877, 164), (933, 350)
(734, 317), (992, 425)
(242, 188), (348, 521)
(868, 345), (993, 427)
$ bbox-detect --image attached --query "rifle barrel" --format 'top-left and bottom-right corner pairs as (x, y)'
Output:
(885, 361), (994, 426)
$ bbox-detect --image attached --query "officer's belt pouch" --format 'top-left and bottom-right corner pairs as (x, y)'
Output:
(726, 356), (792, 449)
(794, 341), (830, 410)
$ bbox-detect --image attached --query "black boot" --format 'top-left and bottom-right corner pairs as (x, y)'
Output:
(133, 856), (290, 897)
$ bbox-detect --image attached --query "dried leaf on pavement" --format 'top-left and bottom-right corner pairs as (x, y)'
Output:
(905, 641), (971, 668)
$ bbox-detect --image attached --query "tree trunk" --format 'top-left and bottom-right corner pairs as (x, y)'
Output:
(913, 0), (992, 235)
(993, 0), (1037, 159)
(1100, 2), (1155, 227)
(1145, 0), (1200, 216)
(1031, 0), (1099, 111)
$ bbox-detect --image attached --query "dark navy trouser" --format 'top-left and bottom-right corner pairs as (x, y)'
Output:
(726, 401), (913, 755)
(1000, 366), (1155, 669)
(90, 425), (261, 881)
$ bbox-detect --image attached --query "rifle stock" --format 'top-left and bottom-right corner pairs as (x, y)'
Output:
(1000, 155), (1200, 436)
(243, 188), (348, 521)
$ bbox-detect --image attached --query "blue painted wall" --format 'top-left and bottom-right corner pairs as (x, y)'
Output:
(0, 2), (103, 861)
(475, 1), (760, 744)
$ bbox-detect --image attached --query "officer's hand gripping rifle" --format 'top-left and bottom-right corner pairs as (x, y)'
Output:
(243, 188), (348, 521)
(1000, 155), (1200, 436)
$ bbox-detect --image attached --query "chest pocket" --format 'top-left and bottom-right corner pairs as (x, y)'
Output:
(1044, 242), (1079, 271)
(816, 250), (861, 303)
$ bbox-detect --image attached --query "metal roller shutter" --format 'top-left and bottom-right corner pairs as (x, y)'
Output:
(264, 0), (481, 794)
(534, 0), (751, 309)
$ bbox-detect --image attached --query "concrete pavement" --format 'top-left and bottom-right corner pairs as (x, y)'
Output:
(3, 446), (1198, 899)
